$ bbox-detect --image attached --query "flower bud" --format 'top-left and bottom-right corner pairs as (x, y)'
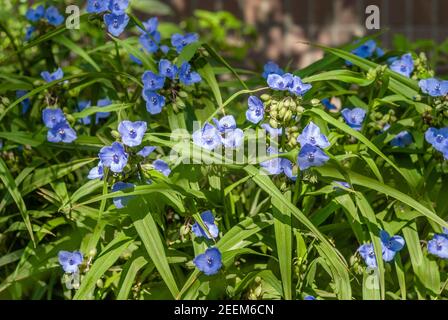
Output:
(278, 107), (286, 119)
(269, 119), (279, 128)
(311, 98), (320, 106)
(111, 130), (120, 139)
(283, 110), (293, 122)
(178, 91), (188, 98)
(261, 94), (271, 102)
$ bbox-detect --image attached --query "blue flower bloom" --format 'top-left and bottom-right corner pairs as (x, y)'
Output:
(267, 73), (293, 91)
(222, 129), (244, 149)
(160, 45), (170, 54)
(25, 5), (45, 22)
(25, 26), (36, 41)
(334, 181), (351, 189)
(78, 100), (92, 125)
(391, 131), (413, 147)
(321, 98), (336, 110)
(261, 123), (282, 137)
(41, 68), (64, 83)
(142, 71), (165, 91)
(158, 59), (178, 80)
(88, 161), (104, 180)
(112, 181), (135, 209)
(419, 78), (448, 97)
(87, 0), (109, 13)
(118, 120), (147, 147)
(297, 144), (329, 170)
(341, 108), (366, 131)
(58, 251), (83, 274)
(389, 53), (414, 78)
(428, 233), (448, 259)
(179, 62), (202, 86)
(246, 96), (265, 124)
(137, 146), (156, 158)
(99, 142), (129, 173)
(193, 247), (223, 276)
(380, 230), (405, 262)
(45, 6), (64, 26)
(171, 33), (199, 53)
(289, 76), (312, 96)
(42, 108), (66, 128)
(16, 90), (31, 114)
(143, 90), (166, 114)
(351, 40), (377, 59)
(109, 0), (129, 14)
(304, 296), (316, 300)
(358, 243), (377, 268)
(425, 127), (448, 153)
(262, 61), (284, 79)
(95, 98), (112, 124)
(139, 33), (161, 53)
(260, 147), (296, 180)
(153, 159), (171, 176)
(213, 115), (236, 132)
(130, 54), (142, 65)
(47, 122), (77, 143)
(297, 122), (330, 149)
(192, 123), (222, 150)
(191, 210), (219, 239)
(104, 13), (129, 37)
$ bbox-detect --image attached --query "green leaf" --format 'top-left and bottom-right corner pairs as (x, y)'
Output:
(117, 256), (149, 300)
(54, 35), (101, 72)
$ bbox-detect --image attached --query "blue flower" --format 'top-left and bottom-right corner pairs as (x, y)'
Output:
(246, 96), (265, 124)
(358, 243), (377, 268)
(88, 161), (104, 180)
(267, 73), (293, 91)
(297, 122), (330, 149)
(42, 108), (66, 128)
(25, 26), (36, 41)
(193, 247), (223, 276)
(428, 233), (448, 259)
(160, 45), (170, 54)
(380, 230), (405, 262)
(87, 0), (109, 13)
(179, 62), (202, 85)
(78, 100), (92, 125)
(304, 296), (316, 300)
(297, 144), (329, 170)
(191, 210), (219, 239)
(118, 120), (147, 147)
(391, 131), (413, 147)
(25, 5), (45, 22)
(41, 67), (64, 83)
(341, 108), (366, 131)
(260, 147), (296, 180)
(95, 98), (112, 124)
(419, 78), (448, 97)
(16, 90), (31, 114)
(222, 129), (244, 149)
(130, 54), (142, 65)
(171, 33), (199, 53)
(334, 181), (350, 189)
(112, 182), (135, 209)
(425, 127), (448, 153)
(213, 115), (236, 132)
(289, 76), (312, 96)
(109, 0), (129, 14)
(143, 90), (166, 114)
(45, 6), (64, 26)
(138, 18), (161, 53)
(104, 13), (130, 37)
(47, 122), (77, 143)
(142, 71), (165, 91)
(321, 98), (336, 110)
(262, 61), (284, 79)
(137, 146), (156, 158)
(192, 123), (222, 150)
(261, 123), (283, 137)
(351, 40), (377, 59)
(99, 142), (129, 173)
(158, 59), (178, 80)
(153, 159), (171, 177)
(58, 251), (83, 274)
(389, 53), (414, 78)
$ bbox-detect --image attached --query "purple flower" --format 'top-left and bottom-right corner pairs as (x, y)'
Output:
(192, 123), (222, 150)
(137, 146), (156, 158)
(380, 230), (405, 262)
(191, 210), (219, 239)
(143, 90), (166, 114)
(246, 96), (265, 124)
(139, 33), (161, 53)
(358, 243), (377, 268)
(109, 0), (129, 14)
(16, 90), (31, 114)
(213, 115), (236, 132)
(142, 71), (165, 91)
(267, 73), (293, 91)
(158, 59), (178, 80)
(341, 108), (366, 131)
(130, 54), (143, 65)
(389, 53), (414, 78)
(160, 45), (170, 54)
(112, 181), (135, 209)
(322, 98), (337, 110)
(99, 142), (129, 173)
(153, 159), (171, 176)
(25, 5), (45, 22)
(261, 123), (282, 137)
(47, 122), (77, 144)
(44, 6), (64, 26)
(391, 131), (413, 147)
(419, 78), (448, 97)
(87, 0), (109, 13)
(334, 181), (350, 189)
(350, 40), (377, 60)
(118, 120), (147, 147)
(297, 122), (330, 149)
(42, 108), (66, 129)
(425, 127), (448, 153)
(221, 129), (244, 149)
(428, 233), (448, 259)
(78, 100), (92, 125)
(193, 247), (222, 276)
(88, 161), (104, 180)
(179, 62), (202, 85)
(25, 26), (36, 41)
(262, 61), (284, 79)
(171, 33), (199, 53)
(288, 76), (312, 96)
(41, 67), (64, 83)
(95, 98), (112, 124)
(58, 251), (83, 274)
(304, 296), (316, 300)
(297, 144), (329, 170)
(104, 13), (129, 37)
(260, 147), (296, 180)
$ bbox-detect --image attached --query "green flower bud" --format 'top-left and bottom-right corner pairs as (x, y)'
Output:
(283, 110), (293, 122)
(296, 106), (305, 114)
(270, 110), (278, 119)
(311, 98), (320, 106)
(278, 107), (286, 119)
(178, 91), (188, 98)
(111, 130), (120, 139)
(269, 119), (279, 128)
(261, 94), (271, 102)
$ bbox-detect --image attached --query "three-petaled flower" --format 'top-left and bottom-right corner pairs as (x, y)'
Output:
(341, 108), (366, 131)
(99, 142), (129, 173)
(118, 120), (147, 147)
(58, 251), (83, 274)
(192, 211), (219, 239)
(193, 247), (223, 276)
(246, 96), (265, 124)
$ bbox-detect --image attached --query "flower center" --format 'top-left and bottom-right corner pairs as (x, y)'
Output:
(151, 97), (157, 105)
(94, 2), (100, 8)
(113, 19), (119, 28)
(437, 241), (443, 250)
(58, 128), (65, 135)
(351, 115), (357, 123)
(113, 154), (119, 163)
(309, 137), (316, 144)
(436, 134), (444, 143)
(68, 259), (75, 265)
(307, 153), (315, 162)
(129, 129), (137, 138)
(207, 257), (213, 265)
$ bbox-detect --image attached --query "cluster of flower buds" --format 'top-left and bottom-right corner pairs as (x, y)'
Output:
(369, 109), (397, 131)
(366, 64), (388, 81)
(260, 93), (304, 129)
(412, 52), (434, 81)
